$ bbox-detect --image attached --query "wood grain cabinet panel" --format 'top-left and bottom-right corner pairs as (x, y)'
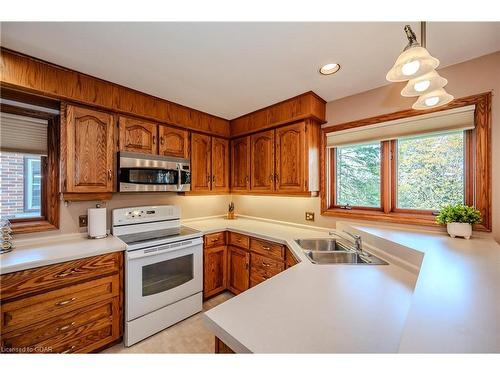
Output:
(119, 116), (158, 154)
(250, 237), (285, 261)
(227, 246), (250, 295)
(250, 253), (284, 288)
(159, 125), (189, 158)
(285, 247), (299, 269)
(64, 105), (114, 193)
(250, 130), (275, 192)
(191, 133), (212, 192)
(231, 136), (250, 191)
(275, 122), (306, 192)
(228, 232), (250, 249)
(204, 232), (226, 248)
(203, 246), (227, 299)
(0, 252), (123, 354)
(211, 137), (230, 192)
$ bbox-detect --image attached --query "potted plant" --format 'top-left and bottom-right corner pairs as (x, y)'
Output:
(435, 204), (482, 239)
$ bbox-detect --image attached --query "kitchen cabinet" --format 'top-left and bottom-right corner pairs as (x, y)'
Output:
(250, 252), (284, 287)
(203, 232), (227, 299)
(191, 133), (230, 193)
(250, 129), (275, 192)
(0, 252), (123, 353)
(230, 136), (250, 191)
(285, 247), (299, 269)
(63, 105), (115, 194)
(246, 120), (319, 195)
(159, 125), (189, 158)
(191, 133), (212, 192)
(227, 246), (250, 295)
(119, 116), (158, 154)
(211, 137), (230, 192)
(275, 122), (306, 192)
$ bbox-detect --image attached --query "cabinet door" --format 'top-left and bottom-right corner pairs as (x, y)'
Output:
(159, 125), (189, 158)
(191, 133), (212, 192)
(227, 246), (250, 295)
(65, 105), (114, 193)
(231, 136), (250, 191)
(250, 130), (275, 192)
(275, 122), (306, 192)
(211, 137), (230, 192)
(203, 245), (227, 299)
(119, 116), (158, 154)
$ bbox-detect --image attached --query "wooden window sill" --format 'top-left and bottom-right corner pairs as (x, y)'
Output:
(321, 208), (489, 232)
(10, 220), (58, 234)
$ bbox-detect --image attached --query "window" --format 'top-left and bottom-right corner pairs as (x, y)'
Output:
(0, 93), (60, 233)
(395, 132), (465, 211)
(321, 93), (492, 231)
(335, 142), (381, 208)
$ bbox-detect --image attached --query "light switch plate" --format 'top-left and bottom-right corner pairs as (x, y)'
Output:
(305, 212), (315, 221)
(79, 215), (88, 227)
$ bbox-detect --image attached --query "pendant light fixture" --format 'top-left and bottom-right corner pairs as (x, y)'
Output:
(387, 22), (454, 110)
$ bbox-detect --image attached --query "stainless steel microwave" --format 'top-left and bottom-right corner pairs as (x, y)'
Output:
(118, 152), (191, 192)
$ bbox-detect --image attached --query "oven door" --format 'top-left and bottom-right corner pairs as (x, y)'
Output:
(125, 237), (203, 321)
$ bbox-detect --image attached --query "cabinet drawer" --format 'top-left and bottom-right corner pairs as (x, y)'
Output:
(285, 248), (299, 269)
(0, 252), (122, 301)
(204, 232), (226, 248)
(250, 238), (284, 261)
(228, 232), (250, 249)
(31, 315), (116, 354)
(250, 253), (284, 280)
(250, 274), (273, 288)
(1, 298), (118, 351)
(1, 275), (119, 334)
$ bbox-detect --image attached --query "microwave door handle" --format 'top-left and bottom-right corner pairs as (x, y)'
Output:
(177, 165), (182, 190)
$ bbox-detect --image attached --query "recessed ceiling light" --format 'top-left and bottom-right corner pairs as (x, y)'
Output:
(319, 63), (340, 75)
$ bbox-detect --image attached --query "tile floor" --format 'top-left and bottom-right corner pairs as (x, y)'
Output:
(104, 292), (233, 354)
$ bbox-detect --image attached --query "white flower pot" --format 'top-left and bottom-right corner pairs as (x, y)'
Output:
(446, 222), (472, 239)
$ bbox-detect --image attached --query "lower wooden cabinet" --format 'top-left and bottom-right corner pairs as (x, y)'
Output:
(0, 252), (123, 354)
(203, 232), (300, 298)
(227, 246), (250, 295)
(204, 246), (227, 299)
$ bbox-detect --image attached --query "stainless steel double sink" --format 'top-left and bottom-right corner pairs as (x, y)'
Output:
(295, 238), (388, 265)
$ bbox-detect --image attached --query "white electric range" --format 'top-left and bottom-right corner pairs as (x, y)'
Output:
(112, 205), (203, 346)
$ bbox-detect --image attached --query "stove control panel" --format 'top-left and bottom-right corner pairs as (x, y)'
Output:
(112, 205), (180, 225)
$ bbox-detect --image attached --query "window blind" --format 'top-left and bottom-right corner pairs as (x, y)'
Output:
(326, 105), (475, 148)
(0, 112), (48, 155)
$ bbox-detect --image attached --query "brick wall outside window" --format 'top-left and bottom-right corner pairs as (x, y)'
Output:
(0, 151), (25, 219)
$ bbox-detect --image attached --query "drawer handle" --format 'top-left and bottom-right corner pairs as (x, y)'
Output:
(262, 246), (271, 250)
(56, 297), (76, 306)
(211, 238), (219, 242)
(58, 322), (76, 332)
(55, 269), (76, 278)
(61, 345), (76, 354)
(262, 262), (271, 267)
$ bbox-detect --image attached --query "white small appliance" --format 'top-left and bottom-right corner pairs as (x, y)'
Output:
(112, 205), (203, 346)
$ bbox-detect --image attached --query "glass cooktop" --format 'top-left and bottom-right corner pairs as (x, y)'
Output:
(117, 226), (201, 246)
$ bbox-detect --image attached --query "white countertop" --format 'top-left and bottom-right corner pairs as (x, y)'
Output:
(185, 216), (500, 353)
(0, 233), (127, 274)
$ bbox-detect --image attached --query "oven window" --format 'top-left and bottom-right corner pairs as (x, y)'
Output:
(142, 254), (194, 297)
(121, 168), (179, 184)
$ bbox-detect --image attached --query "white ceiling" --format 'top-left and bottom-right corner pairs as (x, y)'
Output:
(1, 22), (499, 119)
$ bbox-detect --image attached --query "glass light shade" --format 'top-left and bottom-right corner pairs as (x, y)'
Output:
(412, 88), (454, 110)
(401, 70), (448, 97)
(320, 63), (340, 75)
(386, 46), (440, 82)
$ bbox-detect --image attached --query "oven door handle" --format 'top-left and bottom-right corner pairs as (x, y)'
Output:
(126, 238), (202, 260)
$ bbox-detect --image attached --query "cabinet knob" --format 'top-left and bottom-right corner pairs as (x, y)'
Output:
(269, 174), (273, 182)
(153, 135), (156, 144)
(108, 170), (112, 181)
(212, 175), (216, 182)
(207, 174), (211, 183)
(160, 136), (164, 145)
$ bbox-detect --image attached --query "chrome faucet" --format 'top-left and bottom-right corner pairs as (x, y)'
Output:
(343, 230), (368, 256)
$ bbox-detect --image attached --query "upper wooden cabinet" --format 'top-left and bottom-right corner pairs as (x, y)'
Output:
(211, 137), (230, 192)
(191, 133), (230, 193)
(63, 105), (115, 193)
(230, 91), (326, 138)
(191, 133), (212, 192)
(119, 116), (158, 154)
(275, 122), (306, 192)
(250, 130), (275, 192)
(159, 125), (189, 158)
(231, 136), (250, 191)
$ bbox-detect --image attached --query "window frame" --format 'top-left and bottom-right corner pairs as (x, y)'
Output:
(1, 101), (60, 234)
(320, 92), (492, 231)
(23, 155), (42, 213)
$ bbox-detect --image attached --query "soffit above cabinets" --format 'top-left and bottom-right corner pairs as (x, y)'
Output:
(1, 22), (499, 119)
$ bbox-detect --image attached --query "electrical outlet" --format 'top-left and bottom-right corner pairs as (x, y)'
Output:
(305, 212), (315, 221)
(79, 215), (88, 227)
